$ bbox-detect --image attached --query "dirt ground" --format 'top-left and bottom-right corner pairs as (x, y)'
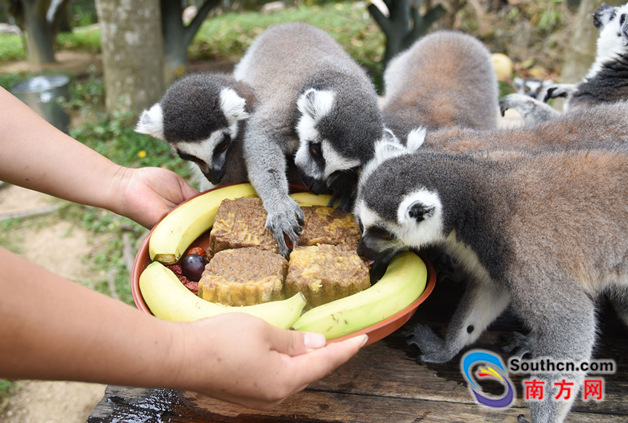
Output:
(0, 184), (108, 423)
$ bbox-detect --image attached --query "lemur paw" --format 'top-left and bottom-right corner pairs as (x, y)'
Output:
(407, 324), (454, 364)
(541, 83), (577, 102)
(499, 93), (532, 116)
(501, 331), (532, 359)
(265, 197), (305, 258)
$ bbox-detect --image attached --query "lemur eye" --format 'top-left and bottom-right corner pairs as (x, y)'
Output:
(216, 134), (231, 153)
(357, 220), (364, 235)
(176, 149), (199, 163)
(309, 142), (322, 158)
(370, 227), (395, 241)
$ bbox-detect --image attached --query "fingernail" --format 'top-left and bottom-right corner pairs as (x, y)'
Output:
(304, 332), (326, 349)
(355, 334), (369, 348)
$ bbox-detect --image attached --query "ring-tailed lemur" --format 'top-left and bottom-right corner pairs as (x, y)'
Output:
(381, 30), (499, 144)
(354, 142), (628, 423)
(500, 2), (628, 124)
(420, 101), (628, 153)
(135, 73), (255, 190)
(512, 76), (554, 100)
(233, 22), (386, 257)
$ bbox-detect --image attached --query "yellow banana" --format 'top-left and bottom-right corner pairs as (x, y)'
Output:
(139, 261), (307, 329)
(149, 185), (333, 264)
(149, 183), (257, 264)
(289, 192), (332, 207)
(291, 251), (427, 339)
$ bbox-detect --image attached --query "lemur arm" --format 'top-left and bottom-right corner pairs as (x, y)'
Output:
(499, 93), (560, 125)
(409, 278), (510, 363)
(242, 117), (305, 258)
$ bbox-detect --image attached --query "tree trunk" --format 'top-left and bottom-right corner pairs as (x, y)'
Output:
(369, 0), (445, 66)
(95, 0), (164, 114)
(22, 0), (56, 64)
(161, 0), (221, 85)
(560, 0), (624, 83)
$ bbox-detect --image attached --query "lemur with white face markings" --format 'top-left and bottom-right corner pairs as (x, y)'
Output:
(354, 141), (628, 423)
(136, 73), (254, 190)
(500, 2), (628, 124)
(381, 30), (499, 144)
(137, 23), (387, 257)
(232, 22), (386, 257)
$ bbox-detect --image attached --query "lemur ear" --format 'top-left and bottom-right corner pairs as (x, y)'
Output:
(374, 138), (407, 164)
(383, 127), (398, 143)
(408, 202), (435, 223)
(406, 127), (426, 152)
(135, 103), (164, 140)
(297, 88), (335, 121)
(219, 87), (249, 125)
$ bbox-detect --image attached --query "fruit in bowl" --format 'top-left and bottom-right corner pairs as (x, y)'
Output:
(132, 183), (436, 345)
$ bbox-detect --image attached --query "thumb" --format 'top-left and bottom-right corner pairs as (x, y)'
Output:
(270, 329), (327, 356)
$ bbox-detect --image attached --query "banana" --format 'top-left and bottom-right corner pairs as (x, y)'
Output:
(291, 251), (427, 339)
(149, 183), (257, 264)
(289, 192), (332, 207)
(149, 185), (331, 265)
(139, 261), (307, 329)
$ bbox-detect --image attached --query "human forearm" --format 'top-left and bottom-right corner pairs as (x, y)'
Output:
(0, 247), (181, 387)
(0, 247), (366, 408)
(0, 87), (125, 213)
(0, 88), (198, 228)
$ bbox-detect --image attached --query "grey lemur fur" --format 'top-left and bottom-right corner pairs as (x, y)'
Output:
(233, 22), (385, 257)
(420, 101), (628, 153)
(354, 142), (628, 423)
(500, 3), (628, 124)
(135, 72), (255, 190)
(381, 30), (499, 145)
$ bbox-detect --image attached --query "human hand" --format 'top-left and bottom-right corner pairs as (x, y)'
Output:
(112, 166), (199, 228)
(170, 313), (367, 410)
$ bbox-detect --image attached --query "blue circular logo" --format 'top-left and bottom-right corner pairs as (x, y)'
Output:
(461, 350), (516, 408)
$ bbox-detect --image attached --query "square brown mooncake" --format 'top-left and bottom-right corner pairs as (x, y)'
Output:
(299, 205), (361, 250)
(208, 197), (277, 256)
(285, 244), (370, 308)
(198, 247), (287, 306)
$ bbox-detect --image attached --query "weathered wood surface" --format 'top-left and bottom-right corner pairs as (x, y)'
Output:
(88, 263), (628, 422)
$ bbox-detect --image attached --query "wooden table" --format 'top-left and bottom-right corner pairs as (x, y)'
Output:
(88, 257), (628, 422)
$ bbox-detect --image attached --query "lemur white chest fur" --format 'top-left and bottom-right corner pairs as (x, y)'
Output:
(381, 30), (499, 144)
(354, 141), (628, 423)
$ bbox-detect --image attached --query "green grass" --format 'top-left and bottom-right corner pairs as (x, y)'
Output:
(56, 25), (102, 53)
(0, 34), (25, 61)
(190, 3), (384, 72)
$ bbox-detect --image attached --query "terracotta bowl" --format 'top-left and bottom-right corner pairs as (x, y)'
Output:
(131, 183), (436, 346)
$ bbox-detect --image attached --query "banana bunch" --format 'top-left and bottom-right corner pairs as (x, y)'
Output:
(139, 260), (307, 329)
(292, 251), (427, 339)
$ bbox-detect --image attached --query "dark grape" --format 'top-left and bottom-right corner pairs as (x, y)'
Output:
(180, 254), (207, 281)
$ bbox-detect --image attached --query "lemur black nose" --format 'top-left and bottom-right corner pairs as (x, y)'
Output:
(205, 166), (225, 185)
